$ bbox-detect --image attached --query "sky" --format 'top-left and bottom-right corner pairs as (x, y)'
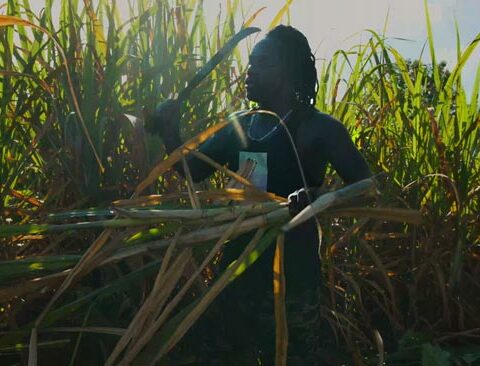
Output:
(26, 0), (479, 97)
(201, 0), (480, 96)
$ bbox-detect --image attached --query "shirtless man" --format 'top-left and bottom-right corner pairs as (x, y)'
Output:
(152, 25), (370, 365)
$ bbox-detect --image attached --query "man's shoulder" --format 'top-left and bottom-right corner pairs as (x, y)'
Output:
(211, 110), (249, 148)
(301, 110), (347, 135)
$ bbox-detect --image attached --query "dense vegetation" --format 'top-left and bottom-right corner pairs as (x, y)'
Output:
(0, 0), (479, 365)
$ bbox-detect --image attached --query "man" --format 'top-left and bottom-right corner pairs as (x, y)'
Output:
(153, 25), (370, 365)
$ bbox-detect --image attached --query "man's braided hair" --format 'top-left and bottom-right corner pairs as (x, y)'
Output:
(265, 25), (319, 107)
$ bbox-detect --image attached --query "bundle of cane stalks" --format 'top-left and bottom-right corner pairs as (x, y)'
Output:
(0, 129), (421, 365)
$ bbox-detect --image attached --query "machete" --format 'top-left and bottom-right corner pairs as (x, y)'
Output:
(145, 27), (260, 134)
(177, 26), (260, 102)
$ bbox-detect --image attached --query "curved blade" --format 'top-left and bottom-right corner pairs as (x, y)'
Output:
(177, 27), (260, 102)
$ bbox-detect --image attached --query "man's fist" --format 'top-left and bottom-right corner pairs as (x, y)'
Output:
(144, 98), (181, 138)
(288, 187), (323, 217)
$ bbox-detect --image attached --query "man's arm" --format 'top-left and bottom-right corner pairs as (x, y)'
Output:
(148, 100), (238, 182)
(288, 114), (371, 216)
(318, 117), (371, 185)
(184, 124), (238, 181)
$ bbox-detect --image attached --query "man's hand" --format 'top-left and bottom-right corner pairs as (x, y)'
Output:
(144, 99), (182, 150)
(288, 188), (316, 217)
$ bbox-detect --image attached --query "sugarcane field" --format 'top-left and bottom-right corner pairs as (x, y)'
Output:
(0, 0), (479, 365)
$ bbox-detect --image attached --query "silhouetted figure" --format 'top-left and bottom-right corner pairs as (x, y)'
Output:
(152, 25), (371, 365)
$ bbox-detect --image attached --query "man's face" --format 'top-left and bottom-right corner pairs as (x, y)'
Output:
(245, 39), (288, 105)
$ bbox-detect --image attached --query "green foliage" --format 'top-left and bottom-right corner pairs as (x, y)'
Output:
(0, 255), (80, 284)
(0, 0), (479, 365)
(0, 0), (248, 211)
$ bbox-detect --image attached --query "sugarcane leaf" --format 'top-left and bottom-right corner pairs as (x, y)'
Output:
(228, 226), (279, 279)
(268, 0), (293, 30)
(0, 14), (104, 172)
(0, 255), (80, 285)
(0, 259), (163, 349)
(133, 227), (279, 364)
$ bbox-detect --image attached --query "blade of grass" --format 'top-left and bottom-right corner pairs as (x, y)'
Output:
(114, 213), (247, 365)
(105, 229), (184, 365)
(268, 0), (293, 30)
(273, 233), (288, 366)
(134, 120), (229, 196)
(0, 15), (104, 172)
(181, 155), (201, 209)
(149, 228), (266, 364)
(423, 0), (441, 91)
(27, 328), (37, 366)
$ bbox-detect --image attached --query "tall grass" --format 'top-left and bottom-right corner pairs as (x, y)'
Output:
(0, 0), (479, 365)
(0, 0), (249, 211)
(315, 5), (480, 361)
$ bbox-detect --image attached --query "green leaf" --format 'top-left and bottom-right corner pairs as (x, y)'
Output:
(133, 227), (279, 365)
(423, 0), (441, 91)
(0, 255), (80, 285)
(0, 259), (163, 349)
(228, 226), (279, 279)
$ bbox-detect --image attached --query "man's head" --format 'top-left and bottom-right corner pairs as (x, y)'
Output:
(246, 25), (318, 108)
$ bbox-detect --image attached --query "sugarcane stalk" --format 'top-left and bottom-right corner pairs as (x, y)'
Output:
(0, 202), (284, 237)
(282, 178), (377, 232)
(114, 201), (282, 220)
(113, 188), (286, 207)
(103, 208), (290, 265)
(113, 214), (247, 365)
